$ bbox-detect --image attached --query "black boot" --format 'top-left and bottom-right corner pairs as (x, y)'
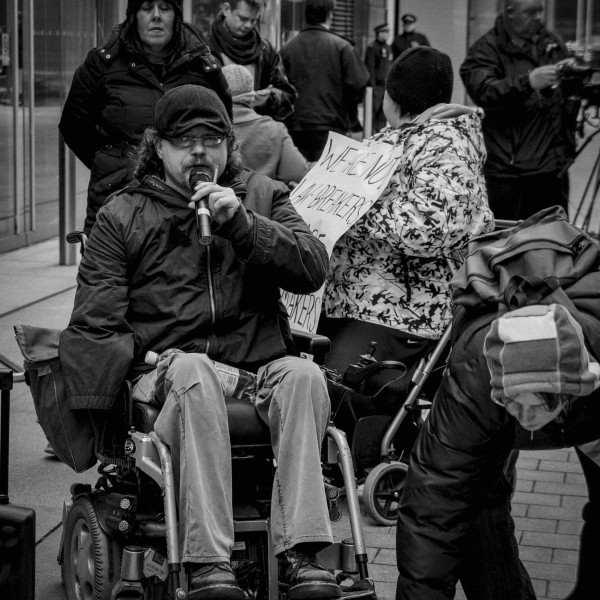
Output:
(281, 549), (342, 599)
(188, 562), (245, 600)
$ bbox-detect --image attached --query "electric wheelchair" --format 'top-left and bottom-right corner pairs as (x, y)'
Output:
(16, 233), (378, 600)
(320, 323), (451, 527)
(320, 222), (519, 527)
(318, 256), (466, 527)
(56, 352), (374, 600)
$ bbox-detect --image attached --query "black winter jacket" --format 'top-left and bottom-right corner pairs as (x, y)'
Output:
(59, 22), (231, 235)
(207, 22), (297, 122)
(460, 16), (577, 178)
(364, 39), (393, 87)
(396, 270), (600, 599)
(281, 25), (369, 133)
(59, 170), (328, 411)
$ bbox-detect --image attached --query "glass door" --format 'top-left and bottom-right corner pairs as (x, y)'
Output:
(0, 0), (29, 245)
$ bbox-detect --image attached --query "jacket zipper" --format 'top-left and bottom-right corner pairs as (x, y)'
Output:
(206, 245), (216, 354)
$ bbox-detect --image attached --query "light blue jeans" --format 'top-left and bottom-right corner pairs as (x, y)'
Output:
(132, 353), (333, 564)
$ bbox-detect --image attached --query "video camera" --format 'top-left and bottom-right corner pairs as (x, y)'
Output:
(558, 61), (600, 107)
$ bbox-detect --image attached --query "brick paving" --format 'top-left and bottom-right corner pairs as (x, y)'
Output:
(332, 448), (586, 600)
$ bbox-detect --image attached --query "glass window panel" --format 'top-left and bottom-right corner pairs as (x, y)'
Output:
(0, 0), (19, 241)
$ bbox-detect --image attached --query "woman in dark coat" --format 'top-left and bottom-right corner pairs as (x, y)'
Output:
(59, 0), (231, 235)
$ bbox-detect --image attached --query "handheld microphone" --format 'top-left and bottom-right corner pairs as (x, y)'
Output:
(189, 168), (212, 246)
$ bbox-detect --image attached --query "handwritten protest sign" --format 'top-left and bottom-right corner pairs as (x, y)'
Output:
(282, 132), (402, 333)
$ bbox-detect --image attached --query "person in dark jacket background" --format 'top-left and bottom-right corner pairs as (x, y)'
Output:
(280, 0), (369, 162)
(364, 23), (393, 133)
(391, 14), (430, 60)
(59, 0), (231, 236)
(59, 84), (339, 600)
(460, 0), (579, 221)
(207, 0), (297, 121)
(396, 296), (600, 600)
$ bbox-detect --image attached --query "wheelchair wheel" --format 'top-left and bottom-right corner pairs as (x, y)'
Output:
(362, 461), (408, 526)
(62, 497), (122, 600)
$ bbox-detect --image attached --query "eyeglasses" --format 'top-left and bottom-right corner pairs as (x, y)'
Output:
(167, 135), (225, 149)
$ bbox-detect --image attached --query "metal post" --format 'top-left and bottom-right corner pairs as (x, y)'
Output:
(59, 135), (78, 266)
(364, 87), (373, 139)
(24, 0), (35, 231)
(576, 0), (585, 49)
(585, 0), (593, 62)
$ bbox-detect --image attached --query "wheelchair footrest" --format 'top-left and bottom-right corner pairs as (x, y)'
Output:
(340, 578), (378, 599)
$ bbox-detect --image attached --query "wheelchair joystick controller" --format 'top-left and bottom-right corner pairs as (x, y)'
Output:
(342, 341), (378, 389)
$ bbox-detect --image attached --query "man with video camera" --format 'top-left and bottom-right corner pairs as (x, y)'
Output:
(460, 0), (579, 221)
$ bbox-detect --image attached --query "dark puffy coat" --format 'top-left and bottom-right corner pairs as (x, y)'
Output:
(59, 170), (328, 411)
(59, 22), (231, 235)
(396, 270), (600, 599)
(207, 25), (297, 122)
(459, 16), (577, 178)
(281, 25), (369, 133)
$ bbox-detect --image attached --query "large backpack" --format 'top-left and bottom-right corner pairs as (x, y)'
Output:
(451, 205), (600, 310)
(450, 207), (600, 450)
(450, 206), (600, 360)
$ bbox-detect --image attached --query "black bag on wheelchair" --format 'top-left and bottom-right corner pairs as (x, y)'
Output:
(14, 324), (97, 473)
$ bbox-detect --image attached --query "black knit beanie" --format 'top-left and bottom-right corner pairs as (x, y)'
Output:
(385, 46), (453, 116)
(126, 0), (183, 19)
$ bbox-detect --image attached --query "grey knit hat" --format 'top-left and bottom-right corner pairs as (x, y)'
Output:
(222, 64), (255, 98)
(484, 304), (600, 405)
(385, 46), (453, 115)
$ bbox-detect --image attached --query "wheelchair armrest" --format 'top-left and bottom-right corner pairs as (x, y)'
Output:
(291, 329), (330, 365)
(66, 230), (88, 252)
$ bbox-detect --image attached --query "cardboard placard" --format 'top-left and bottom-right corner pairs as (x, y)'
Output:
(282, 132), (401, 332)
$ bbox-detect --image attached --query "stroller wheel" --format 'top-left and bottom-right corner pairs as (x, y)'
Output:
(62, 497), (122, 600)
(363, 461), (408, 526)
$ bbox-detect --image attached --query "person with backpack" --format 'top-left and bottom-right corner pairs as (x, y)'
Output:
(395, 210), (600, 600)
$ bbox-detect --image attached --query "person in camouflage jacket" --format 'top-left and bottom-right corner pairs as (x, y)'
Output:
(320, 48), (493, 377)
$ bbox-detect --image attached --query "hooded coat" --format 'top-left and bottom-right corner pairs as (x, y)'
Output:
(59, 20), (231, 235)
(323, 105), (494, 340)
(59, 170), (328, 411)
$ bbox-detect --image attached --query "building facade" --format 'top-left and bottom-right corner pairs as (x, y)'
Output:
(1, 0), (597, 253)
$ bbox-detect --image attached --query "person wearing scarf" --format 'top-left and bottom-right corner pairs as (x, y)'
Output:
(59, 0), (231, 235)
(207, 1), (297, 122)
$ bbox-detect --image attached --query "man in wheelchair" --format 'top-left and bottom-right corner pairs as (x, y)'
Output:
(59, 84), (341, 600)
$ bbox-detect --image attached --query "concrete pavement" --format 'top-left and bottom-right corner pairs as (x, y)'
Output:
(0, 238), (590, 600)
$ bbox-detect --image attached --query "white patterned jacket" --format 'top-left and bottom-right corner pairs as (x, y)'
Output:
(323, 104), (494, 339)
